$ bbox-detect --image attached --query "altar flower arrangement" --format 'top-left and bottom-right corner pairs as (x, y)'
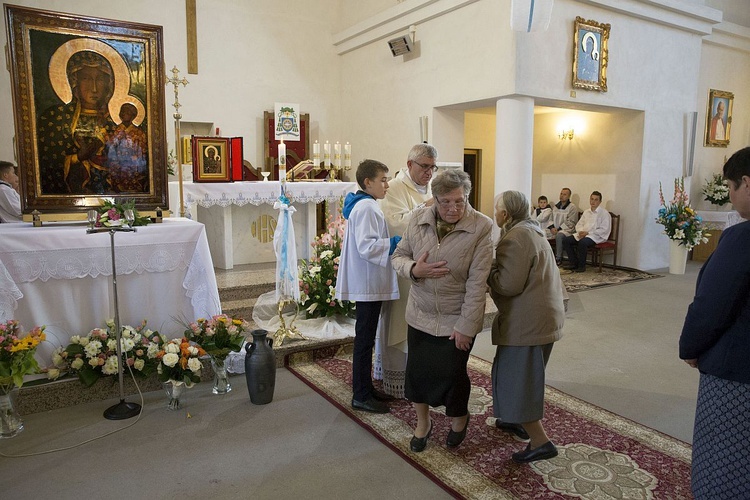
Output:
(156, 338), (207, 387)
(298, 210), (355, 319)
(656, 177), (709, 250)
(51, 320), (164, 387)
(702, 173), (730, 206)
(185, 315), (248, 361)
(95, 198), (151, 227)
(0, 320), (46, 392)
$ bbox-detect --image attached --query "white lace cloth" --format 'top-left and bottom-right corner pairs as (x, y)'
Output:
(169, 180), (357, 218)
(224, 291), (355, 374)
(0, 218), (221, 362)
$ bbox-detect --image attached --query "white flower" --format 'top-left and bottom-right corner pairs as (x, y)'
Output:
(674, 228), (685, 240)
(187, 345), (199, 356)
(319, 250), (333, 260)
(147, 343), (160, 358)
(105, 318), (115, 329)
(107, 339), (117, 351)
(133, 358), (145, 371)
(71, 358), (84, 370)
(307, 303), (318, 314)
(84, 340), (102, 358)
(102, 356), (119, 375)
(162, 352), (179, 367)
(122, 326), (135, 338)
(133, 333), (142, 343)
(121, 338), (135, 352)
(47, 368), (60, 380)
(88, 357), (101, 368)
(165, 342), (180, 354)
(78, 336), (90, 347)
(52, 351), (64, 368)
(70, 335), (81, 345)
(310, 266), (322, 275)
(187, 357), (202, 373)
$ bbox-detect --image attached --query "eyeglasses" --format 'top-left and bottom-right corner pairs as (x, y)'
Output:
(412, 161), (438, 173)
(436, 197), (467, 210)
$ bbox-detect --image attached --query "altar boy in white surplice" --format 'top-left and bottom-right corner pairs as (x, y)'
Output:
(376, 144), (437, 398)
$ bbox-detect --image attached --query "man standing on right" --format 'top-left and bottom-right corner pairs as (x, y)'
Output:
(562, 191), (611, 273)
(549, 188), (579, 265)
(376, 143), (437, 398)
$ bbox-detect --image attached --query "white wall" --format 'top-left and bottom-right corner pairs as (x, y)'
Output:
(464, 109), (496, 217)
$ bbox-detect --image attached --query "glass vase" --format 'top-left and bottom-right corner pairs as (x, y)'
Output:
(211, 357), (232, 394)
(163, 381), (186, 411)
(0, 386), (24, 438)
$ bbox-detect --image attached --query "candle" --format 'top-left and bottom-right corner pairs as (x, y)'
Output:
(334, 141), (341, 168)
(344, 142), (351, 168)
(323, 141), (331, 167)
(313, 140), (320, 166)
(278, 141), (286, 181)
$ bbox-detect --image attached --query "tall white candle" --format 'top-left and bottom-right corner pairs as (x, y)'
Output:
(313, 140), (320, 166)
(278, 141), (286, 181)
(344, 142), (351, 168)
(334, 141), (341, 168)
(323, 141), (331, 167)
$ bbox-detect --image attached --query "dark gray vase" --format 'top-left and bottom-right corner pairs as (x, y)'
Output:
(244, 329), (276, 405)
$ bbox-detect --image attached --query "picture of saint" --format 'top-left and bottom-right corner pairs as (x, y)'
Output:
(34, 36), (149, 195)
(203, 146), (222, 174)
(709, 100), (727, 141)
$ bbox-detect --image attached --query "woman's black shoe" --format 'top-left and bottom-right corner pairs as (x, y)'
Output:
(495, 420), (530, 440)
(410, 420), (433, 452)
(446, 414), (470, 448)
(511, 441), (558, 463)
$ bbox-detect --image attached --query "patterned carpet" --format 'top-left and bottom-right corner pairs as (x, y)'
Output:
(560, 267), (662, 293)
(288, 346), (692, 499)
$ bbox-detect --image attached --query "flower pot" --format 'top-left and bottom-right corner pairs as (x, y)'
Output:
(245, 329), (276, 405)
(211, 356), (231, 394)
(669, 240), (688, 275)
(0, 387), (24, 438)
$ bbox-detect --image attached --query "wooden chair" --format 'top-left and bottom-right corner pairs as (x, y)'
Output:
(588, 213), (620, 272)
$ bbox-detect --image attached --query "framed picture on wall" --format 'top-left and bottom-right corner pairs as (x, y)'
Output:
(5, 5), (168, 218)
(192, 136), (231, 182)
(704, 89), (733, 147)
(572, 16), (610, 92)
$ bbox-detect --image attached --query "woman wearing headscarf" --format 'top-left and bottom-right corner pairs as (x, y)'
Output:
(488, 190), (565, 463)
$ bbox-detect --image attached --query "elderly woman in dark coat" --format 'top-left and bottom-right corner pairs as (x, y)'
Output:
(487, 190), (565, 463)
(679, 147), (750, 499)
(391, 169), (493, 453)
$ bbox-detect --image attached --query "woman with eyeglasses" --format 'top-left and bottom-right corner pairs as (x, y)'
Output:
(487, 190), (565, 463)
(392, 169), (493, 452)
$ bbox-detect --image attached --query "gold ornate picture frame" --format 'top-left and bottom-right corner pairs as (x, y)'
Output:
(572, 16), (610, 92)
(192, 136), (231, 182)
(704, 89), (733, 148)
(5, 5), (167, 218)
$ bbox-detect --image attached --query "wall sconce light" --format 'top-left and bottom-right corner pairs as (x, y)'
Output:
(558, 128), (575, 140)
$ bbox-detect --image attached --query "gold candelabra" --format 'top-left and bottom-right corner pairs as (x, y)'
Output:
(273, 298), (306, 346)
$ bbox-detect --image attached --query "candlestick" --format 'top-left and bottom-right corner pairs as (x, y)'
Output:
(278, 141), (287, 181)
(313, 140), (320, 166)
(344, 142), (351, 169)
(323, 141), (331, 167)
(334, 141), (341, 168)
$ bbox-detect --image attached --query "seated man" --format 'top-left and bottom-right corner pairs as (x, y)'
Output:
(562, 191), (611, 273)
(0, 161), (22, 223)
(549, 187), (578, 265)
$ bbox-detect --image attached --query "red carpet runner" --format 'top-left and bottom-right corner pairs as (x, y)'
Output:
(287, 345), (692, 499)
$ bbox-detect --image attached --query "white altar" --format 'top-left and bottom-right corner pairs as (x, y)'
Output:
(0, 218), (221, 363)
(168, 181), (357, 269)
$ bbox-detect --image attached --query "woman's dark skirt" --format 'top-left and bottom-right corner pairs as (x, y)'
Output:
(691, 372), (750, 499)
(404, 325), (473, 417)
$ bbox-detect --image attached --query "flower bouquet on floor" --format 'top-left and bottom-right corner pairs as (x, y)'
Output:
(656, 177), (709, 250)
(0, 320), (46, 438)
(702, 173), (730, 207)
(185, 315), (249, 394)
(156, 338), (206, 410)
(298, 209), (356, 319)
(51, 319), (164, 387)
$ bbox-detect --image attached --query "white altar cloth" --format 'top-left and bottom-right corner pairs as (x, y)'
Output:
(0, 218), (221, 363)
(168, 181), (357, 268)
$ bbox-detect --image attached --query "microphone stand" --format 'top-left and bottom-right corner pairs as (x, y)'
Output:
(87, 211), (141, 420)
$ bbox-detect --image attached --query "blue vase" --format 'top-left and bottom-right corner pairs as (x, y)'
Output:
(244, 329), (276, 404)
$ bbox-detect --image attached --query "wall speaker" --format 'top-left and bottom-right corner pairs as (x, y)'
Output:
(388, 35), (413, 57)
